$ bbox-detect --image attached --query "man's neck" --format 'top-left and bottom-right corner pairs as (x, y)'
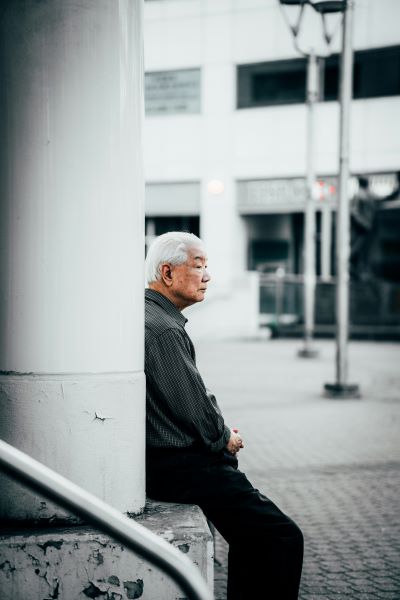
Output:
(148, 283), (185, 311)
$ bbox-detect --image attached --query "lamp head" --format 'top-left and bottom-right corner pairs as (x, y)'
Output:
(309, 0), (347, 13)
(279, 0), (308, 38)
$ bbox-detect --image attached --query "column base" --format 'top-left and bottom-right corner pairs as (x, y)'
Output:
(297, 346), (319, 359)
(0, 371), (145, 519)
(324, 383), (361, 399)
(0, 500), (213, 600)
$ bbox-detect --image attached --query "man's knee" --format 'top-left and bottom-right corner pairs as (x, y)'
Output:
(270, 511), (303, 544)
(283, 517), (304, 554)
(289, 517), (303, 538)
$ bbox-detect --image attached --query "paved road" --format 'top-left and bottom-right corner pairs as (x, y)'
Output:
(194, 339), (400, 600)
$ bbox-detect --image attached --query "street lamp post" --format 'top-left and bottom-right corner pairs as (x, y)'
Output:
(324, 0), (361, 398)
(279, 0), (345, 359)
(279, 0), (359, 395)
(298, 49), (319, 358)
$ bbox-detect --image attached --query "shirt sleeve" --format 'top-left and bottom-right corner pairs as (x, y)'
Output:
(145, 327), (231, 452)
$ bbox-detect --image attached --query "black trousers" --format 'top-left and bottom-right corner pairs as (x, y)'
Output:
(146, 448), (304, 600)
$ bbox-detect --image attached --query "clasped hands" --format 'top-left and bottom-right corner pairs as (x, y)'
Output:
(226, 427), (244, 455)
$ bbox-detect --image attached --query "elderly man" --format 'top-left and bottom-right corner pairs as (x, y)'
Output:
(145, 231), (303, 600)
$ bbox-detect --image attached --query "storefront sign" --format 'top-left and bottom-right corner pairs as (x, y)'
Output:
(238, 173), (397, 214)
(238, 177), (340, 214)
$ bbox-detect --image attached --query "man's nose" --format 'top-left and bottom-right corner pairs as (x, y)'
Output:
(202, 269), (211, 282)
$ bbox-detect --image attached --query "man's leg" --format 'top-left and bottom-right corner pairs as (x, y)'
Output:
(198, 459), (303, 599)
(203, 487), (303, 600)
(147, 450), (303, 600)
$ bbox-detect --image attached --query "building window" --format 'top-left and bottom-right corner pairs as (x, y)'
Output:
(145, 181), (201, 254)
(249, 240), (290, 271)
(145, 68), (201, 116)
(323, 45), (400, 101)
(145, 217), (200, 255)
(237, 59), (307, 108)
(146, 216), (200, 237)
(238, 46), (400, 108)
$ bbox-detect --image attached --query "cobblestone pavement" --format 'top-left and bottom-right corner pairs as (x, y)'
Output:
(193, 339), (400, 600)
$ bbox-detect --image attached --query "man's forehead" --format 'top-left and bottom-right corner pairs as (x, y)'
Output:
(188, 245), (207, 261)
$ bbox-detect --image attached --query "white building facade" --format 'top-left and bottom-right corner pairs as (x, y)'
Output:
(143, 0), (400, 338)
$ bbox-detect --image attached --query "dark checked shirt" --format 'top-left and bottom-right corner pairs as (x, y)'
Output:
(145, 288), (231, 452)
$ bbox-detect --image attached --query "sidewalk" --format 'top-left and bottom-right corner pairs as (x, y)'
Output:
(194, 338), (400, 600)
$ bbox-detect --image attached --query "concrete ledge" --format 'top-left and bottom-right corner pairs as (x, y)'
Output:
(0, 500), (214, 599)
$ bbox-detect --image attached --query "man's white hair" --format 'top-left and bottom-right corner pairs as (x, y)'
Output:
(145, 231), (204, 284)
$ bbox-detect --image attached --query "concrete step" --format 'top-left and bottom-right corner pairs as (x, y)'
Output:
(0, 500), (213, 600)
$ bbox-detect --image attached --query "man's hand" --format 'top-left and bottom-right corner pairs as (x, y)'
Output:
(226, 429), (244, 455)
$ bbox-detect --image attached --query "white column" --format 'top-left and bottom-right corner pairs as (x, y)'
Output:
(321, 206), (332, 280)
(0, 0), (145, 519)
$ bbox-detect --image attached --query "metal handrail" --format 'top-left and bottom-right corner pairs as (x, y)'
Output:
(0, 439), (212, 600)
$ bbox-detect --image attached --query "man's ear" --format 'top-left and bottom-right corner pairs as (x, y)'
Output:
(160, 263), (173, 287)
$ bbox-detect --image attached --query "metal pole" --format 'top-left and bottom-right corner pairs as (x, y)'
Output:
(298, 50), (319, 358)
(0, 439), (212, 600)
(321, 205), (332, 281)
(324, 0), (360, 398)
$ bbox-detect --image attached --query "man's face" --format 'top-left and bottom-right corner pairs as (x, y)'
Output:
(169, 245), (211, 310)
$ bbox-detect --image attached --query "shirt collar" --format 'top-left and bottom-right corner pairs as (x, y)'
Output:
(145, 288), (188, 327)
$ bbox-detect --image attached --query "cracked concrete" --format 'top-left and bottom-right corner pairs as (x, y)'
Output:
(0, 501), (213, 599)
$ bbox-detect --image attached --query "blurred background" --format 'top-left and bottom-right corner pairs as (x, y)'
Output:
(143, 0), (400, 341)
(142, 8), (400, 594)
